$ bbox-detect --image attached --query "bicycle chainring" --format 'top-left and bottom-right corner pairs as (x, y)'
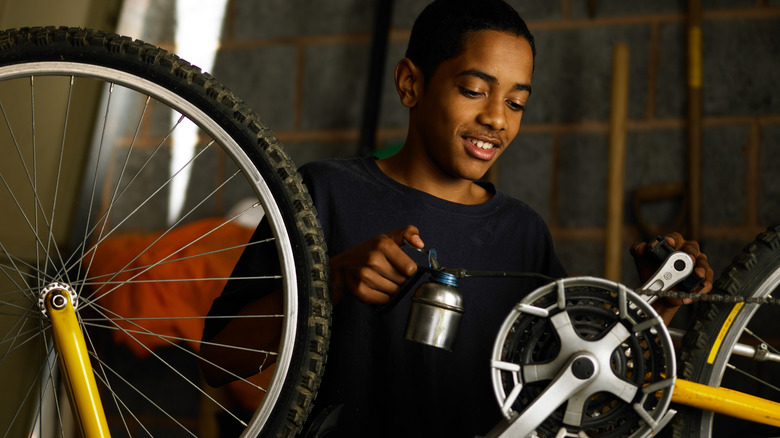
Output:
(490, 277), (676, 438)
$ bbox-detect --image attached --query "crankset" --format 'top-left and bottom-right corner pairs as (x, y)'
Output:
(484, 278), (677, 438)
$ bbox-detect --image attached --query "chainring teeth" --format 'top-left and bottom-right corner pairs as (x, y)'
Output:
(493, 280), (675, 437)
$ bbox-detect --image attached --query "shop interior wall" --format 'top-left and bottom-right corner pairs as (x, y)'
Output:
(1, 0), (778, 367)
(0, 0), (778, 430)
(209, 0), (780, 286)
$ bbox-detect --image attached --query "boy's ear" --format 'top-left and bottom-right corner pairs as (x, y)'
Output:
(394, 58), (423, 108)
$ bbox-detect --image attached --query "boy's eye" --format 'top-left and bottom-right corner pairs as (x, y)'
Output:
(459, 87), (482, 98)
(507, 101), (525, 112)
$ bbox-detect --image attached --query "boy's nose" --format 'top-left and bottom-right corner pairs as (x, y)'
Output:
(477, 99), (507, 131)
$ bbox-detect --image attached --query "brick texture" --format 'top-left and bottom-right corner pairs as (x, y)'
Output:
(136, 0), (780, 283)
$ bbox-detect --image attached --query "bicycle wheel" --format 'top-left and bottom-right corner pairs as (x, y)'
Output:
(674, 225), (780, 438)
(0, 26), (330, 437)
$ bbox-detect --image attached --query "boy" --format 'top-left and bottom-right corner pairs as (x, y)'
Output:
(202, 0), (712, 436)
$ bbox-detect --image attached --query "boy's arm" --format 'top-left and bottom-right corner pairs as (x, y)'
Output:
(200, 289), (283, 387)
(200, 225), (424, 386)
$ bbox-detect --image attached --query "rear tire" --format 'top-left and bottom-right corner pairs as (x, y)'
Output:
(674, 226), (780, 438)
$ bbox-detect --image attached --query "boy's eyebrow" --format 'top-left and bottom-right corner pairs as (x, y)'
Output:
(457, 69), (532, 94)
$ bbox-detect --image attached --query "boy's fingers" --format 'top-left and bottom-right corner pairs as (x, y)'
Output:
(348, 270), (401, 305)
(383, 226), (423, 277)
(387, 225), (423, 248)
(630, 241), (647, 256)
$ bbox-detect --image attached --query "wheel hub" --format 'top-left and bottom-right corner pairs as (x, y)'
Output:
(38, 282), (78, 318)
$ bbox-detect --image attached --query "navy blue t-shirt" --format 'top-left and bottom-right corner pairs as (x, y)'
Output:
(209, 157), (566, 437)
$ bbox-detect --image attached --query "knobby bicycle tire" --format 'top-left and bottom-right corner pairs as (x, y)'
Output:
(674, 225), (780, 438)
(0, 26), (330, 437)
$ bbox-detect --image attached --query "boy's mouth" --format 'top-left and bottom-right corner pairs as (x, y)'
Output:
(463, 136), (500, 161)
(465, 137), (496, 150)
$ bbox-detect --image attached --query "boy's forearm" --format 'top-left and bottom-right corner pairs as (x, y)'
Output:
(200, 290), (283, 387)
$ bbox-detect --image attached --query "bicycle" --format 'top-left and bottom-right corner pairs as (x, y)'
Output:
(0, 26), (778, 438)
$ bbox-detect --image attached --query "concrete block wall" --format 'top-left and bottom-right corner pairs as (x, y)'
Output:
(69, 2), (776, 432)
(212, 0), (780, 285)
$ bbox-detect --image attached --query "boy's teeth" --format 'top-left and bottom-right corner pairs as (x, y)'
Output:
(469, 138), (494, 150)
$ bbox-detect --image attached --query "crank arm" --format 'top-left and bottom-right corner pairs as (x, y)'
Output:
(637, 250), (694, 303)
(483, 353), (599, 438)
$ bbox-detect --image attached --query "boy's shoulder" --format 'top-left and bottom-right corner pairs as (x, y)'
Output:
(299, 157), (385, 201)
(299, 156), (373, 179)
(300, 157), (548, 228)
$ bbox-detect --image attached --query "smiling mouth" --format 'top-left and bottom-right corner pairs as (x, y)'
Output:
(465, 137), (497, 150)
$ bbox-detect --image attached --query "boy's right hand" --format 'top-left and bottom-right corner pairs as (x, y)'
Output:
(329, 225), (423, 305)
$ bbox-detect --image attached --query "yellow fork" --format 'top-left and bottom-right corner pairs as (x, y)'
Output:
(46, 288), (111, 437)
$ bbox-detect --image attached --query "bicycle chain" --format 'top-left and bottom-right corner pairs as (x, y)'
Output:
(641, 289), (780, 305)
(641, 235), (780, 306)
(444, 267), (780, 306)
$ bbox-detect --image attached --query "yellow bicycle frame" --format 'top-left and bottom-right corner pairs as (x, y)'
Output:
(47, 289), (111, 437)
(44, 283), (779, 436)
(672, 378), (780, 428)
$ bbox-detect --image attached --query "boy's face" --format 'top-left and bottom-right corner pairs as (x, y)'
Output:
(411, 30), (534, 182)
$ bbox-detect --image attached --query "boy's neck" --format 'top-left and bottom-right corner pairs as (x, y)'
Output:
(376, 150), (492, 205)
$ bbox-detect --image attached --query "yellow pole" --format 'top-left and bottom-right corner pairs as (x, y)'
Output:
(673, 378), (780, 427)
(687, 0), (703, 241)
(47, 289), (111, 437)
(605, 42), (630, 281)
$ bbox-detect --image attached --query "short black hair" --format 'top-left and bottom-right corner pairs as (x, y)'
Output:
(405, 0), (536, 84)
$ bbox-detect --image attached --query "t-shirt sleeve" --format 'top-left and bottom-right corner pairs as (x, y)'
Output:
(201, 218), (281, 342)
(202, 161), (329, 343)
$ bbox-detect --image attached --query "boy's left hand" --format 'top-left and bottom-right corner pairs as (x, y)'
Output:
(630, 232), (714, 319)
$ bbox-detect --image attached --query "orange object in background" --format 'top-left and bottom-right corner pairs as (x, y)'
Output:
(87, 218), (253, 358)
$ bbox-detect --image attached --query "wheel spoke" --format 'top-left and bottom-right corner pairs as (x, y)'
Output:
(80, 235), (272, 289)
(88, 352), (200, 437)
(84, 189), (246, 305)
(0, 90), (69, 284)
(78, 91), (151, 286)
(725, 363), (780, 395)
(67, 134), (222, 293)
(81, 302), (256, 432)
(43, 76), (76, 290)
